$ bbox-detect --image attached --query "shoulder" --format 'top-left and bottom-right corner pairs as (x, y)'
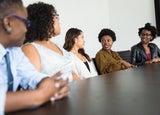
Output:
(131, 43), (141, 49)
(111, 50), (118, 54)
(96, 49), (105, 56)
(7, 47), (29, 63)
(22, 43), (37, 52)
(149, 43), (158, 47)
(21, 43), (39, 57)
(8, 47), (24, 56)
(95, 49), (110, 60)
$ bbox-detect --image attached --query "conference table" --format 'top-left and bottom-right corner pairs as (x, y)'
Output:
(6, 62), (160, 115)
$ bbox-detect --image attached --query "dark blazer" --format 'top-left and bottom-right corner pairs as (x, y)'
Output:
(131, 42), (160, 66)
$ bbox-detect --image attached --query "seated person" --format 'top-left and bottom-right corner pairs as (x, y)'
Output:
(131, 23), (160, 66)
(63, 28), (98, 79)
(95, 28), (134, 74)
(0, 76), (7, 114)
(0, 0), (69, 113)
(22, 2), (79, 82)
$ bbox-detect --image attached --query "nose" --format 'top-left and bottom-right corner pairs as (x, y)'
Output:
(102, 40), (107, 44)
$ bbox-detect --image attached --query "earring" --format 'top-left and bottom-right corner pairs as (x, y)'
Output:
(6, 28), (12, 34)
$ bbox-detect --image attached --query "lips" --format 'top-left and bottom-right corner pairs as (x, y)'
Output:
(104, 45), (110, 49)
(141, 38), (147, 42)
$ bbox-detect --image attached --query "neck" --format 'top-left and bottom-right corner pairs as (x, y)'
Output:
(71, 47), (79, 54)
(0, 34), (11, 49)
(142, 43), (149, 48)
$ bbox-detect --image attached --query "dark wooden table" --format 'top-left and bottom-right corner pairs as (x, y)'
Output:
(6, 63), (160, 115)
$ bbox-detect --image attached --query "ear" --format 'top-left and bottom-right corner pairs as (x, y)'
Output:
(2, 17), (12, 34)
(75, 38), (78, 43)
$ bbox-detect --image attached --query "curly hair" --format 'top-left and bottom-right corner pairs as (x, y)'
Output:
(63, 28), (91, 61)
(98, 28), (116, 42)
(138, 23), (157, 41)
(0, 0), (23, 19)
(24, 2), (57, 43)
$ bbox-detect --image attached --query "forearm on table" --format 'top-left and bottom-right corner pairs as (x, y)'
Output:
(5, 78), (57, 112)
(5, 89), (44, 112)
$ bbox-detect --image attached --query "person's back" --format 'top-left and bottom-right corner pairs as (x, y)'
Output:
(28, 42), (74, 81)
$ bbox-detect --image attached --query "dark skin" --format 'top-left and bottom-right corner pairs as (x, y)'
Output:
(0, 6), (70, 113)
(101, 35), (134, 68)
(140, 29), (160, 64)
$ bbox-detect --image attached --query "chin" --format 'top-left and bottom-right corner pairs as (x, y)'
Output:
(103, 48), (110, 51)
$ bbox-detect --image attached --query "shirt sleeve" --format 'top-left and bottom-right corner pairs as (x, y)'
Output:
(13, 48), (49, 90)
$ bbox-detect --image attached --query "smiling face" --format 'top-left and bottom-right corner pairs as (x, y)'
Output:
(100, 35), (114, 51)
(140, 29), (152, 44)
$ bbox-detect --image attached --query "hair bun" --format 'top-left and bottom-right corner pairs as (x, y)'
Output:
(145, 23), (151, 27)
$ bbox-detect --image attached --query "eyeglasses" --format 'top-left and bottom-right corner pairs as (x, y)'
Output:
(8, 14), (31, 28)
(140, 33), (152, 37)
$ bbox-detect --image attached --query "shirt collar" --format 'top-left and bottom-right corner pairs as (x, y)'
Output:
(0, 43), (7, 60)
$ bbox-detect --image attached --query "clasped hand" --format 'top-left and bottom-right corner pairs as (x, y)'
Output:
(50, 72), (70, 101)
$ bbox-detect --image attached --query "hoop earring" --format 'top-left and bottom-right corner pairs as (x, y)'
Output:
(6, 28), (12, 34)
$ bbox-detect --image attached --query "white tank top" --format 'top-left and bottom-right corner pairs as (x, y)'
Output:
(30, 42), (74, 82)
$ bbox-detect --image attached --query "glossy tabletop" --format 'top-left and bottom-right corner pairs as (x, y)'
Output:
(6, 63), (160, 115)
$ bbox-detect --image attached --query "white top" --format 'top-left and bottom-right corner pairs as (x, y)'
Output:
(70, 52), (98, 79)
(30, 42), (74, 82)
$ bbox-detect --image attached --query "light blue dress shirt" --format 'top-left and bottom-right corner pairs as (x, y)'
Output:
(0, 44), (48, 92)
(0, 74), (7, 115)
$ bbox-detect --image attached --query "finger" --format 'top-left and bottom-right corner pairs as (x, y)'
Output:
(51, 71), (62, 80)
(59, 85), (70, 94)
(57, 79), (68, 88)
(54, 86), (70, 100)
(55, 92), (69, 100)
(55, 82), (60, 88)
(50, 96), (56, 101)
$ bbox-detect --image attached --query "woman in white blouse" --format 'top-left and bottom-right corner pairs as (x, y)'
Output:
(63, 28), (98, 79)
(22, 2), (79, 82)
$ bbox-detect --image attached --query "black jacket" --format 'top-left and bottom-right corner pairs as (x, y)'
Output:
(131, 42), (160, 66)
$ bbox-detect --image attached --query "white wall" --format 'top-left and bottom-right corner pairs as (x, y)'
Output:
(23, 0), (159, 58)
(108, 0), (160, 52)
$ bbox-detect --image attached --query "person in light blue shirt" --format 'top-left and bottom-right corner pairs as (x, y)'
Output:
(0, 45), (49, 91)
(0, 75), (7, 115)
(0, 0), (70, 113)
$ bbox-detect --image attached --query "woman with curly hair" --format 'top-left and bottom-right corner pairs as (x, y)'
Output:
(131, 23), (160, 66)
(22, 2), (80, 81)
(95, 28), (133, 74)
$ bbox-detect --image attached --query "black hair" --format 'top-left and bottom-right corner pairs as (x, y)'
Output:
(0, 0), (23, 19)
(138, 23), (157, 41)
(98, 28), (116, 42)
(24, 2), (57, 43)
